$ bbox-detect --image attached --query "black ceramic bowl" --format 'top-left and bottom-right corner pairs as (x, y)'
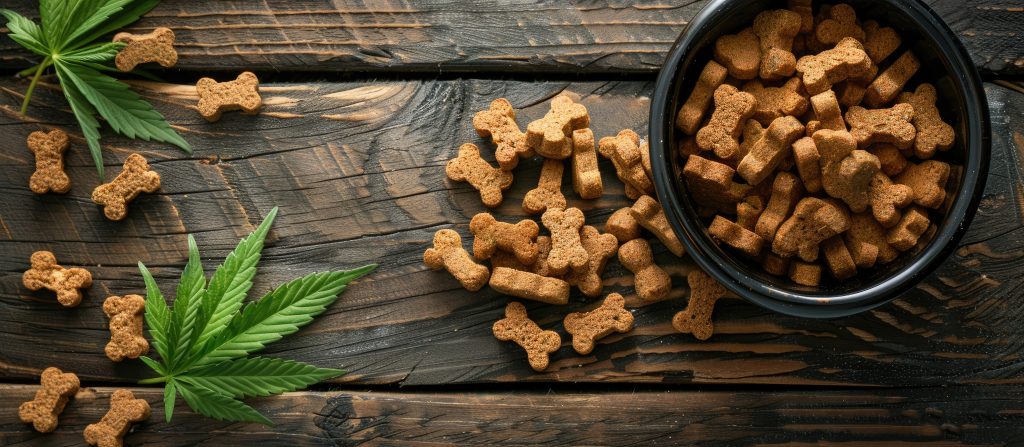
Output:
(649, 0), (990, 318)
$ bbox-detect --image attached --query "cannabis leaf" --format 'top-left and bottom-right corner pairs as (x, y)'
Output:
(1, 0), (190, 179)
(137, 207), (377, 424)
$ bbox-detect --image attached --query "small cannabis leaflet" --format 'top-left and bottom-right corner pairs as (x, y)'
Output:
(1, 0), (191, 179)
(136, 207), (376, 424)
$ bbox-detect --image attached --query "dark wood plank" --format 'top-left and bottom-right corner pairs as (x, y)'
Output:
(0, 78), (1022, 387)
(0, 0), (1021, 76)
(1, 384), (1023, 445)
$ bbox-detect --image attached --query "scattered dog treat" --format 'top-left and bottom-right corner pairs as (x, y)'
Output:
(83, 389), (151, 447)
(846, 103), (916, 150)
(489, 267), (570, 305)
(753, 9), (802, 79)
(113, 27), (177, 72)
(755, 172), (804, 241)
(895, 160), (950, 209)
(618, 239), (672, 302)
(715, 28), (761, 80)
(26, 130), (71, 194)
(869, 143), (909, 176)
(737, 115), (805, 185)
(672, 269), (728, 340)
(470, 212), (540, 264)
(809, 90), (846, 130)
(791, 137), (823, 193)
(91, 153), (161, 221)
(789, 260), (822, 286)
(423, 229), (491, 291)
(526, 95), (589, 159)
(814, 3), (865, 48)
(492, 302), (561, 371)
(473, 98), (533, 170)
(796, 37), (871, 95)
(541, 207), (590, 275)
(605, 207), (642, 243)
(821, 236), (857, 280)
(773, 197), (851, 262)
(886, 206), (930, 251)
(865, 50), (920, 108)
(897, 83), (955, 159)
(599, 129), (654, 197)
(676, 60), (729, 135)
(523, 159), (567, 214)
(19, 367), (80, 433)
(815, 129), (880, 213)
(683, 155), (750, 214)
(743, 78), (809, 126)
(869, 173), (914, 227)
(862, 20), (901, 63)
(563, 293), (634, 354)
(630, 195), (685, 257)
(102, 295), (149, 362)
(571, 128), (603, 199)
(696, 84), (757, 160)
(710, 215), (764, 257)
(566, 226), (619, 298)
(446, 143), (514, 207)
(195, 71), (262, 122)
(22, 251), (92, 307)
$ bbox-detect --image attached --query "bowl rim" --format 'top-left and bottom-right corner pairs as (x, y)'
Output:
(648, 0), (991, 318)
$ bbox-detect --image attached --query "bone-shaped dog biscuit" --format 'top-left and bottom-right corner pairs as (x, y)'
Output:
(791, 137), (823, 193)
(19, 367), (80, 433)
(103, 295), (149, 362)
(796, 37), (871, 95)
(619, 239), (672, 302)
(714, 28), (761, 80)
(541, 207), (590, 276)
(492, 302), (561, 371)
(564, 293), (634, 354)
(113, 27), (177, 72)
(814, 3), (865, 48)
(865, 50), (919, 108)
(27, 130), (71, 194)
(424, 229), (490, 291)
(696, 84), (757, 160)
(683, 155), (751, 214)
(737, 115), (805, 185)
(672, 270), (728, 341)
(490, 267), (570, 305)
(710, 215), (764, 257)
(91, 153), (161, 221)
(753, 9), (802, 79)
(822, 236), (857, 280)
(629, 195), (685, 257)
(755, 172), (804, 242)
(814, 129), (880, 213)
(566, 225), (619, 298)
(446, 143), (514, 207)
(83, 389), (151, 447)
(743, 78), (809, 126)
(473, 98), (533, 170)
(846, 103), (916, 150)
(897, 83), (955, 159)
(895, 160), (950, 209)
(523, 159), (567, 214)
(570, 128), (603, 199)
(23, 251), (92, 307)
(195, 71), (262, 122)
(676, 61), (729, 135)
(599, 129), (653, 196)
(470, 212), (539, 264)
(526, 95), (589, 159)
(869, 173), (914, 228)
(605, 207), (642, 244)
(773, 197), (851, 262)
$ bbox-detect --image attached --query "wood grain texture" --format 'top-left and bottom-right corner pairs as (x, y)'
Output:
(1, 384), (1023, 446)
(0, 0), (1020, 76)
(0, 77), (1022, 388)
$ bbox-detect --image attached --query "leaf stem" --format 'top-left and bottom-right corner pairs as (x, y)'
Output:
(139, 376), (169, 385)
(17, 64), (40, 77)
(20, 57), (52, 115)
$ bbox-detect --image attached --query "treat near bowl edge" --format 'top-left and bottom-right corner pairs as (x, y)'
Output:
(648, 0), (990, 318)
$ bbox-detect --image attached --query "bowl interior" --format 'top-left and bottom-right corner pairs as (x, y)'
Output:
(655, 0), (988, 308)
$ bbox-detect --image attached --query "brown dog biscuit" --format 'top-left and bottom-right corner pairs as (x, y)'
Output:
(869, 173), (914, 228)
(796, 37), (871, 95)
(814, 3), (865, 48)
(27, 130), (71, 194)
(846, 103), (915, 150)
(629, 195), (685, 257)
(473, 98), (533, 170)
(676, 61), (729, 135)
(868, 144), (908, 176)
(821, 236), (857, 280)
(737, 115), (805, 185)
(846, 212), (898, 266)
(791, 136), (823, 193)
(753, 9), (802, 79)
(492, 302), (561, 371)
(91, 153), (161, 221)
(523, 159), (567, 214)
(761, 252), (790, 276)
(489, 267), (570, 305)
(897, 83), (955, 159)
(102, 295), (149, 362)
(195, 71), (261, 122)
(696, 84), (757, 160)
(789, 260), (822, 286)
(672, 269), (728, 340)
(738, 119), (766, 162)
(834, 80), (868, 107)
(809, 90), (845, 130)
(526, 95), (589, 159)
(564, 293), (634, 354)
(618, 238), (672, 302)
(599, 129), (654, 196)
(679, 136), (700, 157)
(714, 28), (761, 80)
(865, 51), (920, 108)
(709, 215), (764, 257)
(530, 236), (560, 278)
(83, 389), (150, 447)
(683, 155), (751, 214)
(814, 129), (881, 213)
(424, 229), (491, 291)
(565, 226), (618, 298)
(743, 78), (809, 126)
(736, 195), (765, 230)
(19, 367), (80, 433)
(571, 128), (603, 199)
(788, 0), (814, 33)
(639, 139), (653, 181)
(895, 160), (950, 209)
(470, 212), (539, 264)
(605, 207), (642, 243)
(23, 251), (92, 307)
(113, 27), (177, 72)
(446, 143), (514, 207)
(541, 207), (590, 275)
(886, 206), (930, 252)
(754, 172), (804, 242)
(773, 197), (852, 261)
(863, 20), (901, 63)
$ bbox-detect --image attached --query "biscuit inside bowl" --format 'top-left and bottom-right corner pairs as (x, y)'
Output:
(650, 0), (988, 315)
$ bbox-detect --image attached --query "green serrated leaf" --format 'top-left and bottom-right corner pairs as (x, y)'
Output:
(70, 0), (159, 51)
(195, 265), (376, 366)
(178, 356), (342, 399)
(138, 355), (166, 376)
(164, 378), (176, 423)
(60, 0), (134, 50)
(53, 62), (105, 179)
(176, 380), (272, 425)
(139, 262), (170, 360)
(0, 10), (49, 56)
(166, 235), (207, 372)
(63, 41), (123, 64)
(55, 60), (191, 152)
(194, 207), (278, 352)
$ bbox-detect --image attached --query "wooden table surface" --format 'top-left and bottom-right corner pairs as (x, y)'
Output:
(1, 1), (1023, 445)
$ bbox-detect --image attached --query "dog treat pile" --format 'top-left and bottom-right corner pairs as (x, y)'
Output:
(678, 1), (957, 286)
